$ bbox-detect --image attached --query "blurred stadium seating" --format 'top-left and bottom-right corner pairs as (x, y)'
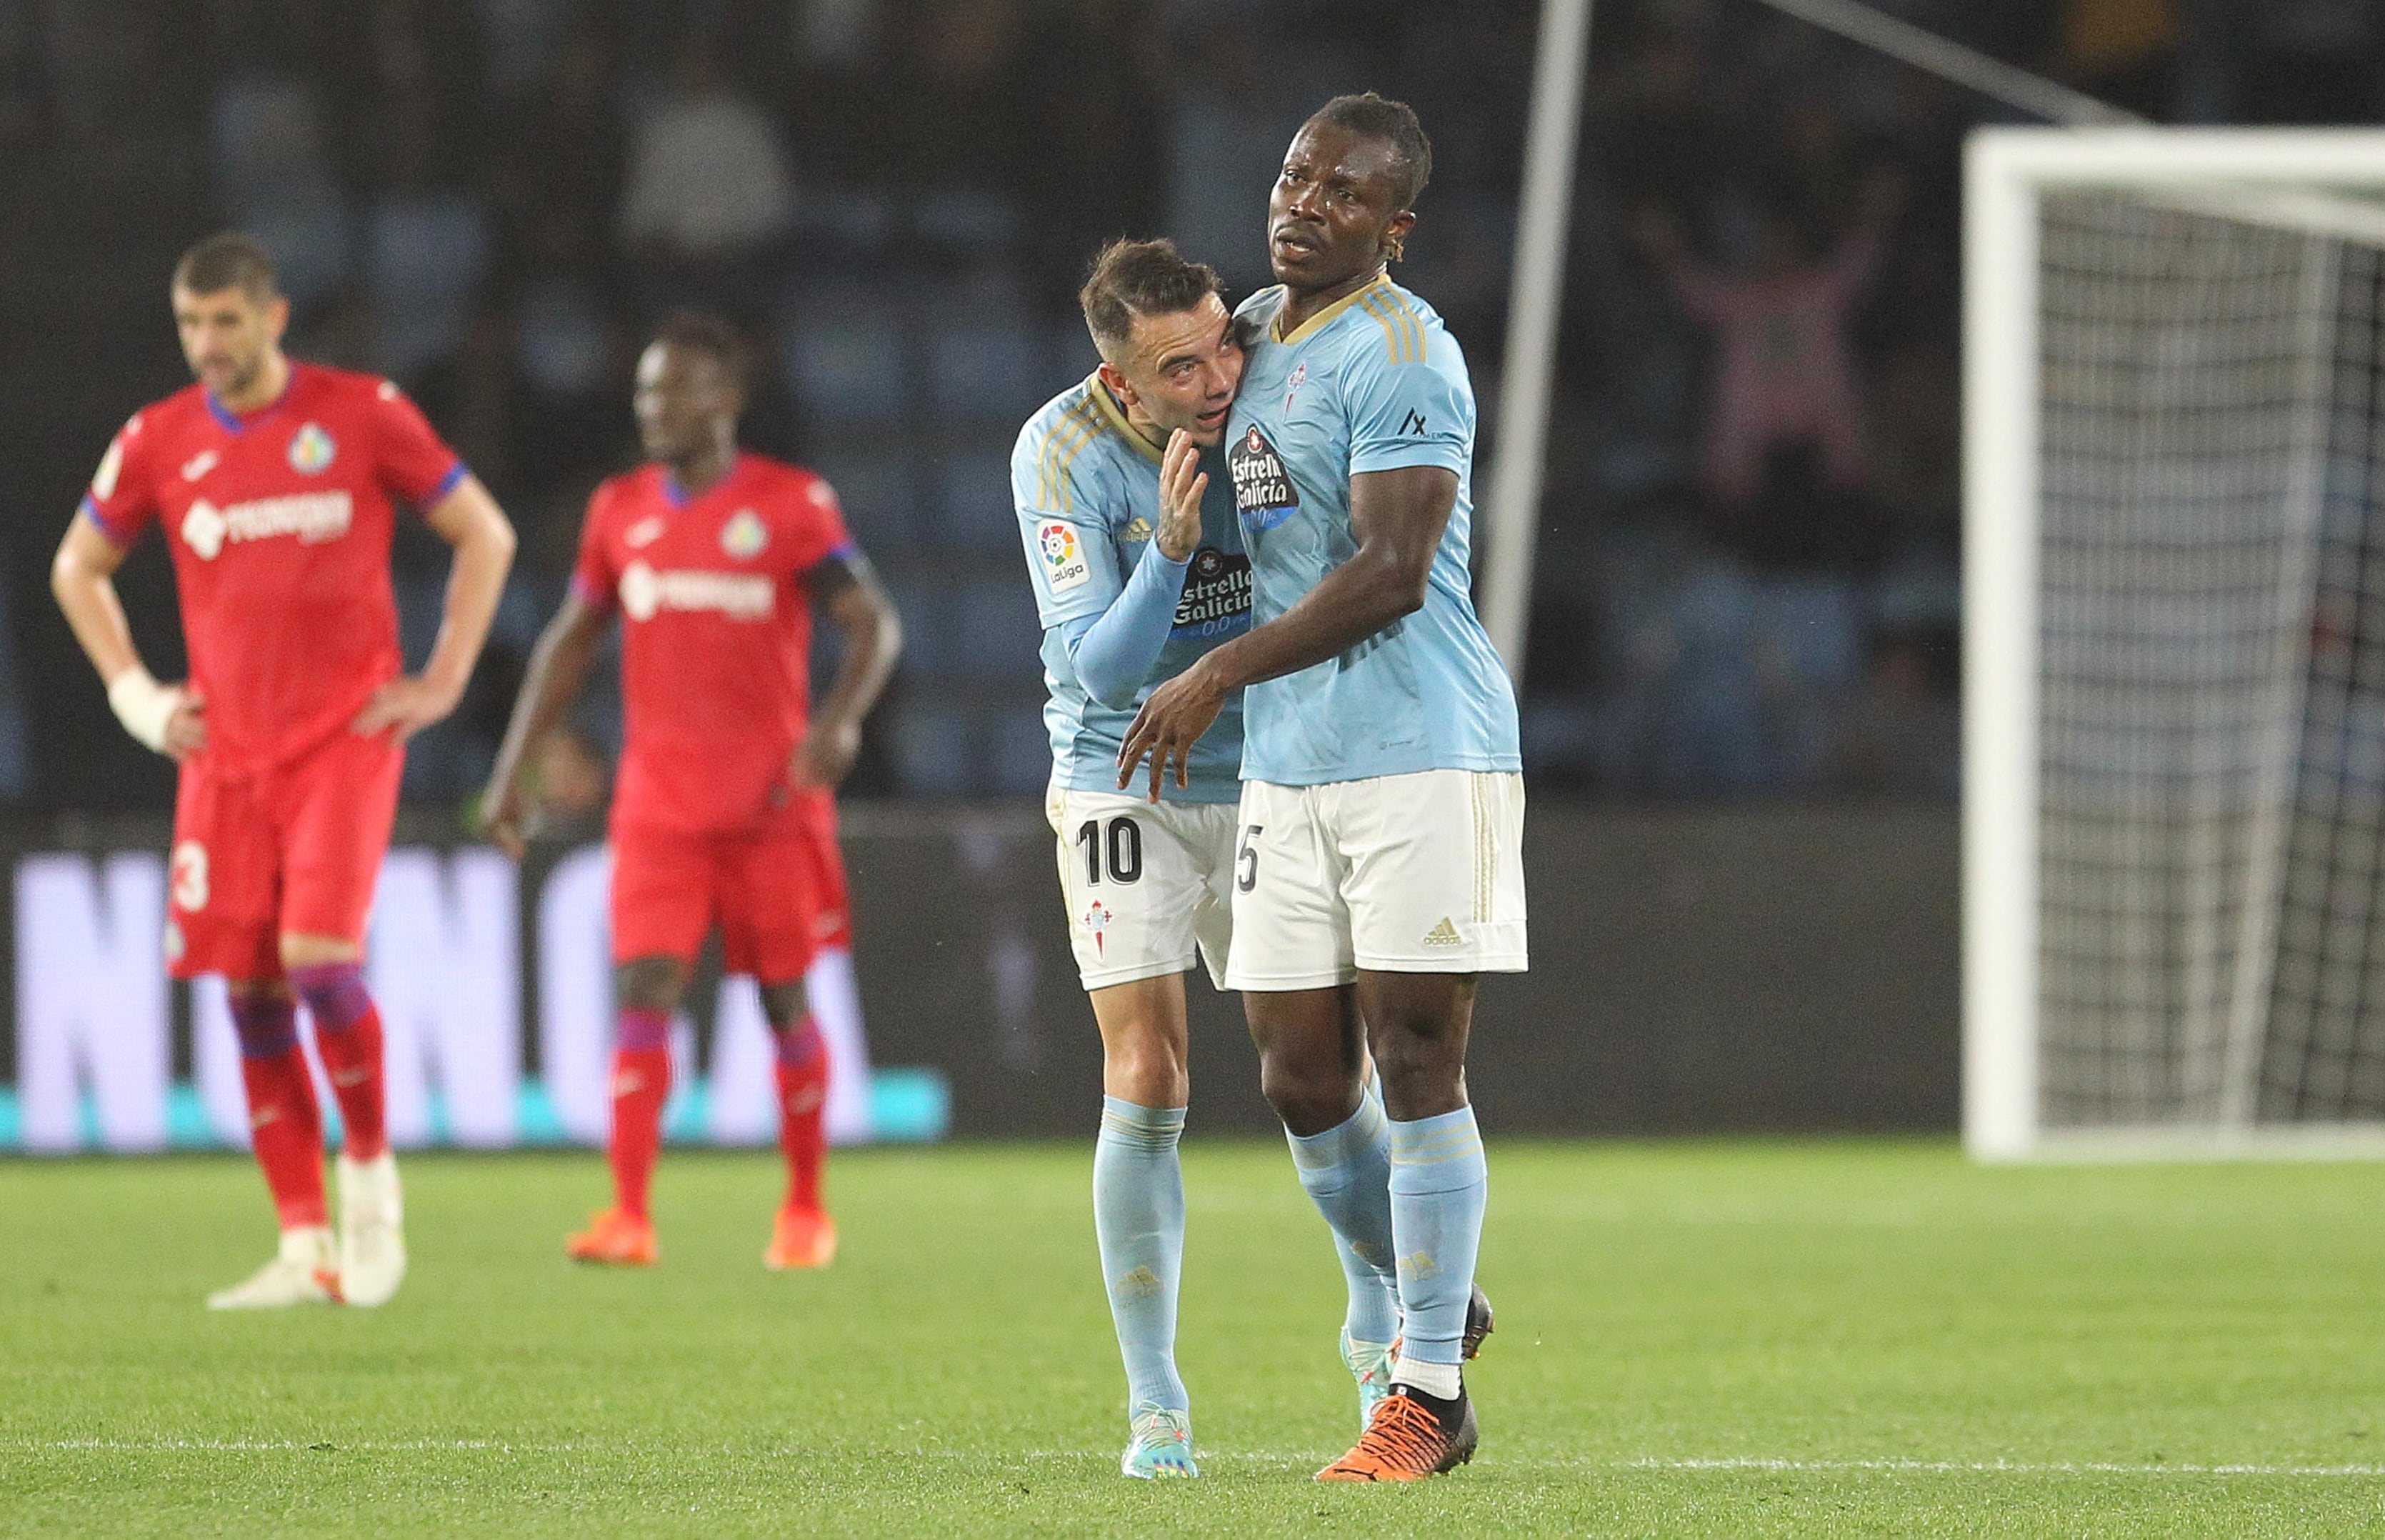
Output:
(0, 2), (2376, 814)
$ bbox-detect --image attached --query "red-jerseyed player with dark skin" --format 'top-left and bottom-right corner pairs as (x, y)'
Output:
(51, 232), (518, 1310)
(480, 314), (902, 1271)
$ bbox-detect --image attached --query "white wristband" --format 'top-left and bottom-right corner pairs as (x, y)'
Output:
(107, 667), (184, 754)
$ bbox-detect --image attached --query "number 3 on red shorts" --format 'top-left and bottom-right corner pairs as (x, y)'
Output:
(171, 840), (210, 912)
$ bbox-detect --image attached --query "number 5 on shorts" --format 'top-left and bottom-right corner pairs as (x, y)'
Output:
(1236, 824), (1263, 894)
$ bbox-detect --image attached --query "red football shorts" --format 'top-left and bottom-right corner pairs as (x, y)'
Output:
(609, 812), (842, 983)
(166, 729), (406, 981)
(809, 806), (852, 953)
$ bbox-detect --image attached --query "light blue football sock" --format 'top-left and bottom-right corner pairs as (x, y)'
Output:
(1386, 1105), (1488, 1399)
(1094, 1097), (1189, 1415)
(1285, 1089), (1402, 1348)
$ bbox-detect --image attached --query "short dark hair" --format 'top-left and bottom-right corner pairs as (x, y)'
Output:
(1309, 92), (1433, 209)
(649, 310), (751, 393)
(172, 231), (279, 301)
(1079, 238), (1224, 359)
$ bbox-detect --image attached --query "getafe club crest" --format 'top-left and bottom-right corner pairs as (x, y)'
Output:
(287, 422), (336, 475)
(720, 508), (769, 560)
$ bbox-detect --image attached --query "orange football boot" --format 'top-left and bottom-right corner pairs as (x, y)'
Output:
(1315, 1391), (1478, 1481)
(764, 1206), (838, 1271)
(566, 1207), (659, 1266)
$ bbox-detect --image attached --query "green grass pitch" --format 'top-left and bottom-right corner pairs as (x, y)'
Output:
(4, 1139), (2383, 1536)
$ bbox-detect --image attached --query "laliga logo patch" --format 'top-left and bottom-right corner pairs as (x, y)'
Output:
(720, 508), (769, 560)
(287, 422), (336, 475)
(181, 500), (228, 561)
(1039, 519), (1091, 593)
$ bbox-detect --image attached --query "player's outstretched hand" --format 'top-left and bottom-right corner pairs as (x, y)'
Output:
(477, 779), (529, 861)
(1156, 429), (1204, 562)
(1118, 659), (1229, 804)
(351, 674), (463, 744)
(163, 692), (207, 761)
(791, 717), (862, 789)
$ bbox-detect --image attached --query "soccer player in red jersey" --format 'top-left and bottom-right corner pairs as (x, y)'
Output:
(50, 233), (519, 1309)
(479, 312), (901, 1271)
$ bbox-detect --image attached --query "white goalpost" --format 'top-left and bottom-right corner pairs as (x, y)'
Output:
(1966, 129), (2385, 1160)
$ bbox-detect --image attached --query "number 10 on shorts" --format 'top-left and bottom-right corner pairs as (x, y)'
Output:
(1075, 816), (1143, 885)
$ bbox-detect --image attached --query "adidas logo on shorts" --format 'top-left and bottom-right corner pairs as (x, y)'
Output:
(1422, 918), (1464, 947)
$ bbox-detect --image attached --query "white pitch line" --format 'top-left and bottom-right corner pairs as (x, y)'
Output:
(9, 1441), (1145, 1458)
(21, 1440), (561, 1454)
(1631, 1457), (2385, 1479)
(9, 1442), (2384, 1476)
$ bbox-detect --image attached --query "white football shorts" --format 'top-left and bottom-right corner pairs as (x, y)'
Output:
(1224, 769), (1528, 991)
(1046, 779), (1238, 991)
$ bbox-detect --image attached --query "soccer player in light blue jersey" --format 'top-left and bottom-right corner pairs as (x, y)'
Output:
(1120, 95), (1520, 1481)
(1010, 239), (1252, 1479)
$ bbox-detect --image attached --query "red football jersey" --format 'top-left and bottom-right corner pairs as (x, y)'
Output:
(82, 363), (466, 776)
(571, 453), (855, 834)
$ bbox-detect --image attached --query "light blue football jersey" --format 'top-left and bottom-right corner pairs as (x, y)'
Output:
(1226, 276), (1521, 786)
(1011, 374), (1249, 801)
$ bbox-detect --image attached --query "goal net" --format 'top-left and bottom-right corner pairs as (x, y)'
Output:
(1966, 130), (2385, 1159)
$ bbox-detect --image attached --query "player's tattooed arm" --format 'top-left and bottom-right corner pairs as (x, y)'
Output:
(354, 475), (518, 742)
(1117, 464), (1456, 801)
(478, 591), (611, 859)
(794, 549), (903, 789)
(51, 514), (207, 759)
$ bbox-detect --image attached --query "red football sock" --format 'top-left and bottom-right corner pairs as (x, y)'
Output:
(289, 964), (387, 1162)
(241, 1048), (329, 1231)
(311, 1009), (387, 1162)
(774, 1018), (829, 1212)
(229, 993), (326, 1230)
(609, 1009), (674, 1221)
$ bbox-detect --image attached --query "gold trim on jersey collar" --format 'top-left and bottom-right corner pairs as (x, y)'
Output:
(1089, 373), (1166, 464)
(1272, 272), (1394, 346)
